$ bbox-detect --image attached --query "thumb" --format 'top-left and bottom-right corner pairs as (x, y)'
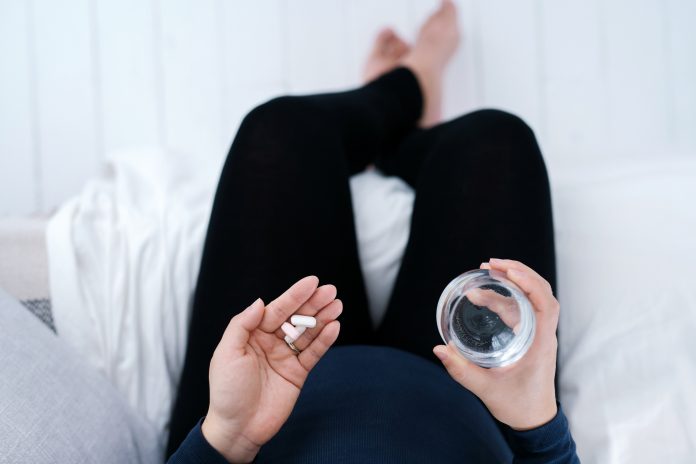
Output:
(433, 343), (490, 395)
(223, 298), (265, 351)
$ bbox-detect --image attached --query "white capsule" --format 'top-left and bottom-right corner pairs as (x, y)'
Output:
(290, 315), (317, 328)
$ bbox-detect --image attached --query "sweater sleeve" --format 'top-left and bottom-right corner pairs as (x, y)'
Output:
(499, 403), (580, 463)
(167, 419), (231, 464)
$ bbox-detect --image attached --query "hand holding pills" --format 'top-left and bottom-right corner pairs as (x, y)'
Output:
(202, 276), (342, 463)
(434, 259), (560, 431)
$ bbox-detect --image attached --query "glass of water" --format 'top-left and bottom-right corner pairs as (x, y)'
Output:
(436, 269), (536, 368)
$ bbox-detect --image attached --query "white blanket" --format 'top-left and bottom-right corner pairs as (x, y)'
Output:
(47, 148), (220, 448)
(47, 149), (696, 461)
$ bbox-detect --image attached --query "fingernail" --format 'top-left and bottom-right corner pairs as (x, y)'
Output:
(251, 297), (262, 307)
(508, 269), (521, 279)
(489, 258), (503, 264)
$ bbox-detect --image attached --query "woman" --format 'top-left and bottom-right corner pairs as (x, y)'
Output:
(167, 1), (578, 462)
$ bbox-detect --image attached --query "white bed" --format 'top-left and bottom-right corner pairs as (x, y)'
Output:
(40, 148), (696, 463)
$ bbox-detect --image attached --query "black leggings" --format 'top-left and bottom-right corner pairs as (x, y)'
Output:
(166, 67), (556, 457)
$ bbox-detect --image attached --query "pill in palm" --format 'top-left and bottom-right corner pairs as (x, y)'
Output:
(290, 315), (316, 328)
(282, 322), (302, 340)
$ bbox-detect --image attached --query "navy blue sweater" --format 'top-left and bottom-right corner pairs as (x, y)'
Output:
(169, 346), (578, 463)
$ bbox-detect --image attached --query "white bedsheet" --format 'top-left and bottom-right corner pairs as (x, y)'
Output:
(47, 149), (696, 461)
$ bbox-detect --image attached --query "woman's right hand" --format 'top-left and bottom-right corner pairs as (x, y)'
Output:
(433, 258), (560, 431)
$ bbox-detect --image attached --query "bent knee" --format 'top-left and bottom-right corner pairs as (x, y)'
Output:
(447, 109), (539, 155)
(453, 109), (534, 142)
(230, 96), (331, 169)
(428, 109), (545, 174)
(239, 96), (326, 142)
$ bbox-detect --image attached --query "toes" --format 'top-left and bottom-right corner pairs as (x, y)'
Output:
(377, 27), (395, 41)
(392, 36), (411, 58)
(383, 32), (410, 59)
(375, 27), (396, 50)
(440, 0), (456, 13)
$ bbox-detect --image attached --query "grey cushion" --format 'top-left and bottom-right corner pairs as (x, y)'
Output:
(0, 288), (160, 463)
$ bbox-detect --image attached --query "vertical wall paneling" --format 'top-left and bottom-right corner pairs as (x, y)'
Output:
(345, 0), (411, 86)
(603, 0), (670, 157)
(407, 0), (440, 33)
(540, 0), (606, 165)
(665, 0), (696, 155)
(476, 0), (544, 135)
(220, 0), (287, 142)
(2, 0), (696, 216)
(286, 0), (350, 93)
(32, 0), (99, 210)
(443, 0), (480, 119)
(96, 0), (162, 154)
(160, 0), (226, 159)
(0, 0), (38, 214)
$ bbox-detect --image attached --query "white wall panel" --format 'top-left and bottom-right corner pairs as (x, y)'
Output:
(540, 0), (607, 164)
(0, 0), (38, 214)
(476, 0), (544, 134)
(408, 0), (440, 33)
(1, 0), (695, 215)
(160, 0), (226, 159)
(665, 0), (696, 155)
(95, 0), (162, 153)
(220, 0), (286, 141)
(603, 0), (670, 157)
(442, 0), (481, 119)
(286, 0), (350, 93)
(32, 0), (99, 210)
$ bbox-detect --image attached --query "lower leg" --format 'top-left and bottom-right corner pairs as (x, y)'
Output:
(298, 67), (422, 173)
(377, 109), (557, 362)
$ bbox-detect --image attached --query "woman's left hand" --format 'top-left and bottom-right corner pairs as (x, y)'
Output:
(201, 276), (342, 463)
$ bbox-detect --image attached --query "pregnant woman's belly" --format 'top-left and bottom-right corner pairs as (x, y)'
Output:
(256, 345), (512, 463)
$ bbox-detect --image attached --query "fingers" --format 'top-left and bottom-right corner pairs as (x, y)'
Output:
(261, 276), (319, 332)
(465, 288), (521, 329)
(489, 259), (552, 294)
(273, 284), (338, 341)
(298, 321), (340, 371)
(433, 343), (490, 395)
(486, 259), (559, 317)
(223, 298), (265, 351)
(292, 298), (343, 351)
(295, 284), (337, 317)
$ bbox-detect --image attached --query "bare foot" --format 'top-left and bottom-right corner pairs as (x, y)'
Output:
(401, 0), (460, 127)
(362, 28), (411, 83)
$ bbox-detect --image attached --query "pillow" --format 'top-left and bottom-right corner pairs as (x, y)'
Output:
(0, 287), (160, 463)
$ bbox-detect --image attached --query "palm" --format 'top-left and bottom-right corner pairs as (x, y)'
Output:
(206, 277), (342, 455)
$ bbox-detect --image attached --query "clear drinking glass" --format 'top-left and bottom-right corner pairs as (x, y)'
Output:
(436, 269), (536, 368)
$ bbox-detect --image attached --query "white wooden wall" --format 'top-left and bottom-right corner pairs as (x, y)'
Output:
(1, 0), (695, 216)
